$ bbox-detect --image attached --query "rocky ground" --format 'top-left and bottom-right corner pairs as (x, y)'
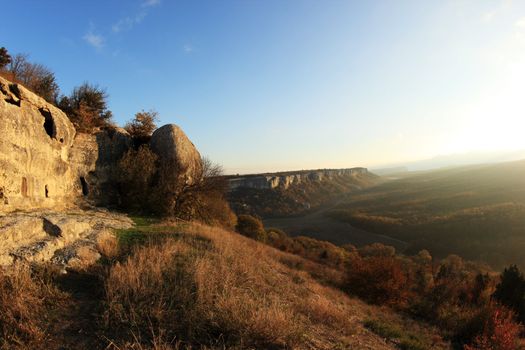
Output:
(0, 208), (132, 268)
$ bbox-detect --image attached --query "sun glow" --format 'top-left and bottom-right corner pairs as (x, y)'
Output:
(443, 51), (525, 154)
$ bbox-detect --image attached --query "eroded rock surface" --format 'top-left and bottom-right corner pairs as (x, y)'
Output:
(0, 76), (77, 212)
(0, 76), (204, 268)
(69, 128), (132, 206)
(150, 124), (203, 184)
(0, 209), (132, 268)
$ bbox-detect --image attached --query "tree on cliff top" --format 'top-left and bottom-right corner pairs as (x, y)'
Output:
(124, 110), (158, 142)
(0, 47), (11, 68)
(1, 52), (59, 104)
(58, 83), (113, 132)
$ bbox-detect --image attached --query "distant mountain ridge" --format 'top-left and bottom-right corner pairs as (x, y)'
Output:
(226, 167), (369, 191)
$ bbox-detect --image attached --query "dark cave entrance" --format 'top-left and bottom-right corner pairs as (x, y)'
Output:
(39, 108), (56, 140)
(80, 177), (89, 196)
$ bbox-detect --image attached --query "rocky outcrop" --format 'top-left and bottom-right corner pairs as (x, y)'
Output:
(0, 209), (132, 267)
(69, 128), (132, 206)
(0, 76), (202, 212)
(150, 124), (203, 184)
(0, 76), (77, 212)
(0, 76), (205, 268)
(228, 167), (369, 191)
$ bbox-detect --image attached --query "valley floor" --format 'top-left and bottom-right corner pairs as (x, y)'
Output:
(264, 196), (407, 252)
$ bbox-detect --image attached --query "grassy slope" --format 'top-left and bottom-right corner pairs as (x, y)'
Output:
(1, 218), (450, 349)
(328, 160), (525, 268)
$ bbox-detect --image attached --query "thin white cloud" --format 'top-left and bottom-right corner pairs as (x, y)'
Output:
(83, 28), (104, 49)
(142, 0), (160, 7)
(112, 12), (147, 32)
(515, 17), (525, 28)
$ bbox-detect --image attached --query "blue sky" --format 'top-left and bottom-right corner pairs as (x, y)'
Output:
(2, 0), (525, 173)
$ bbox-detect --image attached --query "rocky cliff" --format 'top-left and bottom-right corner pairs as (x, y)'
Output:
(0, 75), (78, 212)
(228, 167), (369, 191)
(0, 75), (202, 267)
(0, 75), (202, 214)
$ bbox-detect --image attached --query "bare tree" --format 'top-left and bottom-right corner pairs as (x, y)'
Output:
(154, 157), (235, 227)
(4, 53), (59, 103)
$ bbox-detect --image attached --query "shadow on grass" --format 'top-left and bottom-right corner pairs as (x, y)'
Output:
(116, 216), (213, 253)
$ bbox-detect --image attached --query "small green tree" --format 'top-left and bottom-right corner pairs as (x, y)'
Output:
(492, 265), (525, 323)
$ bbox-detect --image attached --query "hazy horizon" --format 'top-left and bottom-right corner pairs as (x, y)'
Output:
(2, 0), (525, 174)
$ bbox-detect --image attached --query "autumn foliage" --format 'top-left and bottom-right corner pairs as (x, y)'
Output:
(464, 304), (522, 350)
(346, 256), (409, 306)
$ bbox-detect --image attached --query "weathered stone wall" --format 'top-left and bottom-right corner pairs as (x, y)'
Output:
(69, 128), (132, 206)
(0, 76), (78, 212)
(228, 167), (368, 191)
(0, 76), (202, 213)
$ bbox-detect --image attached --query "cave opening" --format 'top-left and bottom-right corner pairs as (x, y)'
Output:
(80, 177), (89, 196)
(39, 108), (56, 139)
(45, 185), (49, 198)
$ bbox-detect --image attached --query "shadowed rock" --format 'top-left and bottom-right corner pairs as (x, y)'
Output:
(150, 124), (202, 184)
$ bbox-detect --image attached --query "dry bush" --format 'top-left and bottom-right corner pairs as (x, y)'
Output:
(0, 263), (63, 349)
(235, 214), (266, 242)
(58, 83), (113, 131)
(151, 157), (237, 228)
(124, 110), (158, 144)
(464, 304), (522, 350)
(1, 53), (59, 103)
(346, 256), (410, 306)
(116, 145), (159, 212)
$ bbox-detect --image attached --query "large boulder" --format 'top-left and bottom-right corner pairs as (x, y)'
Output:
(0, 76), (77, 212)
(150, 124), (202, 184)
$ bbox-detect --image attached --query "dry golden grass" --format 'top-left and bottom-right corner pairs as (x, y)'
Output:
(103, 222), (413, 349)
(0, 263), (65, 349)
(0, 221), (449, 349)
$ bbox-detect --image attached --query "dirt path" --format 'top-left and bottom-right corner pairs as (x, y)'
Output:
(264, 196), (408, 251)
(47, 270), (108, 350)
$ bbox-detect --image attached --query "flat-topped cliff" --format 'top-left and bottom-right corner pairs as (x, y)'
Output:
(227, 167), (369, 191)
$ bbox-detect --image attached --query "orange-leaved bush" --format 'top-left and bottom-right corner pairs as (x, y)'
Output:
(464, 304), (522, 350)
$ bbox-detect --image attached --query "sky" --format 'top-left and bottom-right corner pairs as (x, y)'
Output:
(2, 0), (525, 174)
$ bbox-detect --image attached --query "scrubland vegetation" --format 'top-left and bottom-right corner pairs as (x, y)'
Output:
(328, 162), (525, 269)
(235, 214), (525, 349)
(4, 214), (525, 349)
(1, 219), (449, 350)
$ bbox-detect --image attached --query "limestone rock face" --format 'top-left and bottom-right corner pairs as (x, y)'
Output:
(0, 209), (132, 267)
(150, 124), (202, 184)
(0, 76), (77, 212)
(69, 128), (132, 205)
